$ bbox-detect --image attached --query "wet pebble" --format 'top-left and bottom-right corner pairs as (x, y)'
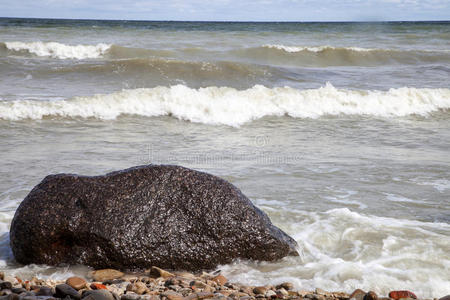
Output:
(126, 282), (147, 295)
(66, 277), (87, 291)
(82, 290), (115, 300)
(388, 291), (417, 300)
(252, 288), (267, 296)
(35, 287), (53, 297)
(364, 291), (378, 300)
(350, 289), (366, 300)
(0, 283), (13, 291)
(92, 271), (124, 283)
(55, 284), (80, 300)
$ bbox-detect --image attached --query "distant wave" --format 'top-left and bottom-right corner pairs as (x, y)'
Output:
(263, 44), (375, 53)
(263, 44), (450, 54)
(2, 41), (111, 59)
(2, 41), (450, 67)
(234, 44), (450, 66)
(1, 84), (449, 126)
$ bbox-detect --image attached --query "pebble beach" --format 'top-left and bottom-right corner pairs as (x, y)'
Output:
(1, 267), (443, 300)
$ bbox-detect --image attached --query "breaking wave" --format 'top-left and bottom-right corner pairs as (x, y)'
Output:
(240, 44), (450, 66)
(1, 41), (111, 59)
(263, 44), (376, 53)
(0, 84), (449, 126)
(2, 41), (450, 67)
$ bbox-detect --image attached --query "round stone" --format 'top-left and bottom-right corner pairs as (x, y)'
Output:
(66, 277), (87, 291)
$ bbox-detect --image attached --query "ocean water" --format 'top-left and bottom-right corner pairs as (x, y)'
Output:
(0, 18), (449, 298)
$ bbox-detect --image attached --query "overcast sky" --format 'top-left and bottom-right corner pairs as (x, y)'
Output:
(0, 0), (449, 21)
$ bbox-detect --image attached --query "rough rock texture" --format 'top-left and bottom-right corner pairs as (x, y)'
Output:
(10, 164), (298, 271)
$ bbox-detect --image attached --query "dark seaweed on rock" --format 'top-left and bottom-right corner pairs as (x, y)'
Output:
(10, 164), (298, 271)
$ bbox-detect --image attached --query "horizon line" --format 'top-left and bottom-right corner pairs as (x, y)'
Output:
(1, 16), (449, 23)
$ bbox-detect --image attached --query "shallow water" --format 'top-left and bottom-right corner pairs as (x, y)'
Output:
(0, 18), (449, 298)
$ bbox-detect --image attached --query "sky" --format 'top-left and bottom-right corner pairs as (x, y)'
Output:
(0, 0), (449, 21)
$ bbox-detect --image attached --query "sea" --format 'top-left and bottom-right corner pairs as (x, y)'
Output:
(0, 18), (449, 298)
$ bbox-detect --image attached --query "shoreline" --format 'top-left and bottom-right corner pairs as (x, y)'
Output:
(0, 267), (447, 300)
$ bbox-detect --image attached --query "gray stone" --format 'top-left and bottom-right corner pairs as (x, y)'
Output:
(120, 294), (140, 300)
(9, 165), (298, 271)
(36, 287), (53, 297)
(0, 283), (12, 290)
(55, 284), (80, 300)
(349, 289), (366, 300)
(0, 294), (18, 300)
(82, 291), (115, 300)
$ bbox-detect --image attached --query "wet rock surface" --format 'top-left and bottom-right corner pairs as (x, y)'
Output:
(10, 164), (298, 271)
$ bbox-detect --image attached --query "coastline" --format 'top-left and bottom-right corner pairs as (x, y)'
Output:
(0, 267), (446, 300)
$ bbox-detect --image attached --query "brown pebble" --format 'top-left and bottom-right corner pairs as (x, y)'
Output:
(265, 290), (277, 299)
(239, 286), (253, 296)
(190, 281), (207, 289)
(388, 291), (417, 300)
(277, 288), (289, 297)
(253, 287), (268, 295)
(183, 295), (198, 300)
(217, 290), (236, 297)
(364, 291), (378, 300)
(316, 288), (331, 297)
(162, 291), (184, 300)
(92, 269), (124, 282)
(196, 292), (214, 299)
(150, 266), (174, 279)
(127, 282), (147, 295)
(350, 289), (366, 300)
(66, 277), (87, 290)
(288, 291), (299, 297)
(276, 283), (294, 291)
(211, 275), (227, 286)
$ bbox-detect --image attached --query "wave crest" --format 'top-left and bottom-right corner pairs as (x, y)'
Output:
(3, 41), (111, 59)
(249, 44), (450, 66)
(263, 44), (375, 53)
(1, 84), (449, 126)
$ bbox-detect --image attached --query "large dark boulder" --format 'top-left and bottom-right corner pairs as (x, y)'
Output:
(10, 165), (298, 271)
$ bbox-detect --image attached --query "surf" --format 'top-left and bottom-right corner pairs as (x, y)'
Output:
(0, 84), (449, 126)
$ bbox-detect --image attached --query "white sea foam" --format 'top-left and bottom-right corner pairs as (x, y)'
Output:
(1, 84), (449, 126)
(4, 41), (111, 59)
(220, 208), (450, 298)
(263, 44), (375, 53)
(417, 179), (450, 193)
